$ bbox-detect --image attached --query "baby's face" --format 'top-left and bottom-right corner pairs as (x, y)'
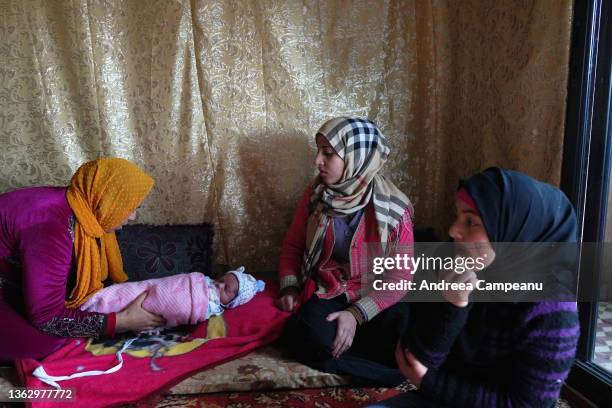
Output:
(217, 273), (239, 305)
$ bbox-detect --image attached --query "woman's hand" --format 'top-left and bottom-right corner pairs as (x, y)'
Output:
(275, 287), (300, 312)
(438, 262), (479, 307)
(326, 310), (357, 358)
(115, 292), (166, 333)
(395, 341), (428, 387)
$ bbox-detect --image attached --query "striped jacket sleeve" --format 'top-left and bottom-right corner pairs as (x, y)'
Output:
(348, 207), (415, 322)
(278, 185), (313, 291)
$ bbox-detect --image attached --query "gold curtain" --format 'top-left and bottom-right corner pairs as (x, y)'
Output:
(1, 0), (573, 271)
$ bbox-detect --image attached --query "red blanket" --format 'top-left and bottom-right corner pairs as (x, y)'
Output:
(16, 282), (290, 408)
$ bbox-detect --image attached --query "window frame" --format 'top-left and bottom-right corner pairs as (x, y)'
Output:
(561, 0), (612, 405)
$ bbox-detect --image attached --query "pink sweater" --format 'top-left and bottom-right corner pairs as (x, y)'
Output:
(1, 187), (113, 362)
(81, 272), (213, 328)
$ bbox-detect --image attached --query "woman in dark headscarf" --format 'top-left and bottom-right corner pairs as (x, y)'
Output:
(372, 167), (580, 407)
(277, 117), (415, 384)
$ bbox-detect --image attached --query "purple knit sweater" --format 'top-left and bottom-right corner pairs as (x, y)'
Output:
(406, 301), (579, 407)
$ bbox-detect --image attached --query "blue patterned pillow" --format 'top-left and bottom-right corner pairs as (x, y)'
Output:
(115, 224), (214, 281)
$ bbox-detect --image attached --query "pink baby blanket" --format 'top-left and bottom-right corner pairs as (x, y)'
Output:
(16, 280), (289, 408)
(81, 272), (211, 327)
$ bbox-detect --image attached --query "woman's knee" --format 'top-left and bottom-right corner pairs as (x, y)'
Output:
(0, 304), (67, 362)
(282, 296), (348, 359)
(283, 312), (336, 359)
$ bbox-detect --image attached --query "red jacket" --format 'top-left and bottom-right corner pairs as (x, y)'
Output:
(279, 185), (414, 322)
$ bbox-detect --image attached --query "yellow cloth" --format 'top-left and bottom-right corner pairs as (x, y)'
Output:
(65, 158), (154, 308)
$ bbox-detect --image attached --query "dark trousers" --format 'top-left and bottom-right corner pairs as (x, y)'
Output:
(281, 295), (411, 386)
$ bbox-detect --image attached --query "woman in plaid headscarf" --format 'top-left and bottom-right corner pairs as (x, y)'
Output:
(0, 158), (164, 362)
(277, 117), (415, 385)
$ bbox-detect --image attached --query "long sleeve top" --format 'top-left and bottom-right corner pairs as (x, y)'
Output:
(406, 301), (579, 408)
(0, 187), (114, 339)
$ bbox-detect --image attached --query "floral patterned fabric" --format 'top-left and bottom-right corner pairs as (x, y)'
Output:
(0, 368), (574, 407)
(169, 344), (350, 394)
(165, 343), (573, 407)
(158, 385), (409, 408)
(159, 384), (574, 408)
(115, 224), (214, 281)
(3, 1), (573, 274)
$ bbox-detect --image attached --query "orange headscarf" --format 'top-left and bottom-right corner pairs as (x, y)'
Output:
(65, 158), (154, 308)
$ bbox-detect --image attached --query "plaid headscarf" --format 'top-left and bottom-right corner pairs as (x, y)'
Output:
(65, 158), (154, 307)
(302, 117), (413, 278)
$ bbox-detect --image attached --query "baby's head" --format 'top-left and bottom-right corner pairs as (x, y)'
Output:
(216, 266), (265, 309)
(216, 273), (240, 305)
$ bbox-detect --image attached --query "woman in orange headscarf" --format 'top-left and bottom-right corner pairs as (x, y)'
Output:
(0, 158), (164, 363)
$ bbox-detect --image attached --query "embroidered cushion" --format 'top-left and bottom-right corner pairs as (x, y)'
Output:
(116, 223), (214, 281)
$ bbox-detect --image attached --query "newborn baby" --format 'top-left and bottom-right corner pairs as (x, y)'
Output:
(81, 266), (265, 328)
